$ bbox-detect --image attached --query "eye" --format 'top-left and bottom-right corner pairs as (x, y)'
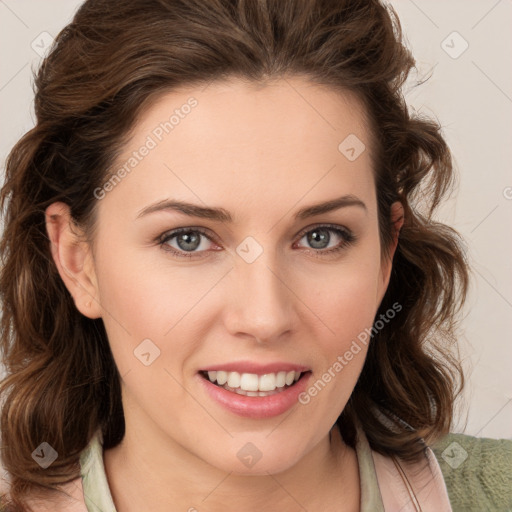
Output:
(158, 228), (219, 259)
(157, 224), (356, 260)
(294, 224), (356, 256)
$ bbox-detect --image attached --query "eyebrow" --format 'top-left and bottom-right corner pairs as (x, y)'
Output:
(136, 194), (367, 222)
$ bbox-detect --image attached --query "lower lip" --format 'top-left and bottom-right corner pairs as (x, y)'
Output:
(198, 372), (312, 419)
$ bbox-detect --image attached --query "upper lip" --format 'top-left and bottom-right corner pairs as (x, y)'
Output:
(199, 361), (310, 375)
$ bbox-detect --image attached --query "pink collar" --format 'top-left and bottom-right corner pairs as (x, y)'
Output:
(363, 427), (453, 511)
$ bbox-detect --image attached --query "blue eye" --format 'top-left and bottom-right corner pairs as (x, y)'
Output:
(158, 224), (356, 259)
(295, 225), (356, 255)
(158, 228), (217, 258)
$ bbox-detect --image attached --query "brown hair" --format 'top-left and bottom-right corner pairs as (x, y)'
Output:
(0, 0), (469, 509)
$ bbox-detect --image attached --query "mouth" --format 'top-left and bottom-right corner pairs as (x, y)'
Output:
(199, 369), (310, 397)
(197, 365), (313, 418)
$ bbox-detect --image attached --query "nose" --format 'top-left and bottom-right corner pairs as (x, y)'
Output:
(223, 249), (297, 344)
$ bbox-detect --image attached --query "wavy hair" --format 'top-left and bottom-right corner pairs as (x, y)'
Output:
(0, 0), (469, 509)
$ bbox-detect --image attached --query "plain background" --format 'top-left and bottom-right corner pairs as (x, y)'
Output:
(0, 0), (511, 439)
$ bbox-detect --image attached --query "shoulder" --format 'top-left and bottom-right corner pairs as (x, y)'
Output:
(430, 432), (512, 511)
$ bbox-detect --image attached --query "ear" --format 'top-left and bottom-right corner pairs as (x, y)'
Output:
(377, 200), (404, 301)
(387, 200), (404, 260)
(45, 202), (102, 319)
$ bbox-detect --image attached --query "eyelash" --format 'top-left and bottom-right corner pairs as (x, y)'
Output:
(157, 224), (357, 260)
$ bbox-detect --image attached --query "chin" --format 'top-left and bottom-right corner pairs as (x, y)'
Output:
(200, 439), (308, 476)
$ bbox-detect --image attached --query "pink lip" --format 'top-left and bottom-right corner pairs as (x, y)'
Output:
(197, 371), (312, 419)
(200, 361), (310, 375)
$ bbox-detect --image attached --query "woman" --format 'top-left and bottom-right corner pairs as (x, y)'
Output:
(1, 0), (510, 511)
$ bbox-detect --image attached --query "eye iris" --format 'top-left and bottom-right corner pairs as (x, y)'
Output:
(177, 231), (201, 251)
(307, 229), (330, 249)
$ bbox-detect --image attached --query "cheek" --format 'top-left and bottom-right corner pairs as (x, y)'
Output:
(296, 252), (383, 409)
(311, 277), (378, 392)
(295, 271), (380, 419)
(94, 230), (208, 330)
(304, 255), (383, 344)
(92, 235), (205, 374)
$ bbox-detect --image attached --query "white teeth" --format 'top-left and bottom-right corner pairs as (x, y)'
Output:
(216, 371), (228, 385)
(240, 373), (259, 391)
(276, 371), (286, 388)
(227, 372), (241, 388)
(204, 370), (303, 392)
(259, 373), (276, 391)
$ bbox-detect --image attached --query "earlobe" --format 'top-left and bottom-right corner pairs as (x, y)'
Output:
(45, 202), (102, 319)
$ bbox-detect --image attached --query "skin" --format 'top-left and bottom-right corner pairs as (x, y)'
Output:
(46, 76), (404, 512)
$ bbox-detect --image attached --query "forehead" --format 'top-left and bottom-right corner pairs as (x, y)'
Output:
(134, 76), (371, 158)
(100, 76), (376, 222)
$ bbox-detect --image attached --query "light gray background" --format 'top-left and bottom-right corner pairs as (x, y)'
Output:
(1, 0), (511, 439)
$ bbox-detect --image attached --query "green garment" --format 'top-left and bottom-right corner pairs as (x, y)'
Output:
(78, 429), (512, 511)
(431, 432), (512, 511)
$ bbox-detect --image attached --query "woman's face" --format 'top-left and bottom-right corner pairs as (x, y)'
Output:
(79, 77), (397, 474)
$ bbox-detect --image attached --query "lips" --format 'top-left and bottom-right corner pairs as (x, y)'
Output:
(197, 362), (312, 418)
(198, 361), (310, 395)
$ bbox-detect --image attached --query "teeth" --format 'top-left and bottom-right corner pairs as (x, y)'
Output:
(205, 370), (303, 392)
(259, 373), (276, 391)
(227, 372), (241, 388)
(240, 373), (259, 391)
(276, 371), (286, 387)
(216, 371), (228, 385)
(285, 371), (295, 386)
